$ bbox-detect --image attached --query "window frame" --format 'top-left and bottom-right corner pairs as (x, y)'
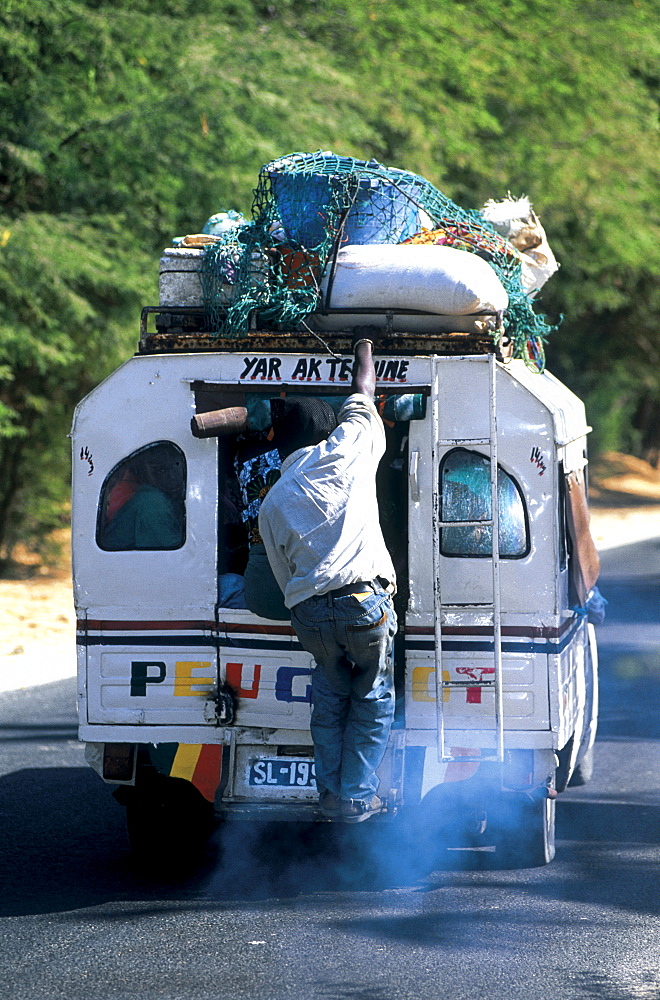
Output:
(439, 447), (530, 560)
(96, 440), (187, 552)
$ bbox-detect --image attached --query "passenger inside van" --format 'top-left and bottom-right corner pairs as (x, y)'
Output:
(229, 434), (288, 619)
(98, 443), (185, 551)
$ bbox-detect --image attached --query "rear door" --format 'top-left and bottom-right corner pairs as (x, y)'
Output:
(72, 356), (220, 730)
(405, 355), (553, 738)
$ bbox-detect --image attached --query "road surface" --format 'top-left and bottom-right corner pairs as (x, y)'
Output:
(0, 536), (658, 1000)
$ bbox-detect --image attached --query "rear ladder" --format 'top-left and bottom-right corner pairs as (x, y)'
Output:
(431, 352), (505, 764)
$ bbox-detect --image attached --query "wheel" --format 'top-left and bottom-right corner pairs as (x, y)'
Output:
(555, 735), (574, 793)
(120, 769), (216, 866)
(569, 745), (594, 787)
(558, 624), (599, 792)
(569, 626), (598, 787)
(490, 788), (556, 868)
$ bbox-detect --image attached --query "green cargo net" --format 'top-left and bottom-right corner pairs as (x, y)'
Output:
(200, 151), (556, 369)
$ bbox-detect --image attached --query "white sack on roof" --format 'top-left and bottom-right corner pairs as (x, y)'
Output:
(482, 194), (559, 297)
(320, 243), (509, 316)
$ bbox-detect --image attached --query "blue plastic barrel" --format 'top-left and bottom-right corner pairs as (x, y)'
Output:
(268, 154), (422, 248)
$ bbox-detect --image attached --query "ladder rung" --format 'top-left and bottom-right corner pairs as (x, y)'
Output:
(441, 680), (495, 688)
(442, 603), (494, 609)
(442, 754), (500, 763)
(438, 519), (494, 528)
(438, 438), (491, 446)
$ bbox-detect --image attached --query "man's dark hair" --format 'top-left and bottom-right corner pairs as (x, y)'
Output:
(270, 398), (338, 459)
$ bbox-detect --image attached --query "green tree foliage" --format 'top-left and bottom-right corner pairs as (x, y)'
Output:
(276, 0), (660, 455)
(0, 0), (658, 558)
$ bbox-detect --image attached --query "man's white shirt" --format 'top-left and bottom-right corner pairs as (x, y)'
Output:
(259, 393), (396, 610)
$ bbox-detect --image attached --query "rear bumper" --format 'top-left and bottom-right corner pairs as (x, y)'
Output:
(79, 724), (560, 750)
(217, 799), (399, 823)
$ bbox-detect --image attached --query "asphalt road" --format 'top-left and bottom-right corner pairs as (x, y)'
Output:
(0, 537), (658, 1000)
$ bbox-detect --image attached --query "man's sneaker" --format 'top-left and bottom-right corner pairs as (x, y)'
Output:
(319, 790), (342, 819)
(340, 795), (384, 824)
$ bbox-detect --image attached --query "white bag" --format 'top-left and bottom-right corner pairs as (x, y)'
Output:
(319, 243), (509, 316)
(481, 194), (559, 297)
(519, 239), (559, 297)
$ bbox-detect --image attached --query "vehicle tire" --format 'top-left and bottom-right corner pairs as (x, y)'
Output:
(490, 788), (556, 868)
(555, 735), (574, 793)
(568, 745), (594, 787)
(122, 770), (216, 865)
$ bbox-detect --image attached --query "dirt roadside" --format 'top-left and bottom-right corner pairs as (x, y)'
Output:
(587, 451), (660, 550)
(1, 452), (658, 693)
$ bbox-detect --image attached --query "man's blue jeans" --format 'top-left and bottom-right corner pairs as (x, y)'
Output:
(291, 582), (397, 802)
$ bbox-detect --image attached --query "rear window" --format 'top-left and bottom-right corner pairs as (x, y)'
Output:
(440, 448), (529, 558)
(97, 442), (186, 551)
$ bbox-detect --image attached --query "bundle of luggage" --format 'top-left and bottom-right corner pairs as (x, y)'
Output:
(159, 152), (559, 364)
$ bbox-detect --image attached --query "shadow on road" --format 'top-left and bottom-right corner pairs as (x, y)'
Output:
(596, 643), (659, 741)
(0, 723), (78, 742)
(1, 761), (659, 919)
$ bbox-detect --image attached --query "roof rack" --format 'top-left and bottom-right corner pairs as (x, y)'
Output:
(139, 306), (511, 360)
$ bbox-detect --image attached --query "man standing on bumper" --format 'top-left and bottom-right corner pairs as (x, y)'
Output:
(258, 337), (396, 823)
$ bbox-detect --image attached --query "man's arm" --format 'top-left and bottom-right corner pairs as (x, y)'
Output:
(351, 336), (376, 398)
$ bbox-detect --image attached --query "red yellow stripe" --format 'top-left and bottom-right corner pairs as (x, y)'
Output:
(170, 744), (223, 802)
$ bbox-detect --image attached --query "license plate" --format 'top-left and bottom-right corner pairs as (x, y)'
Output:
(248, 757), (316, 788)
